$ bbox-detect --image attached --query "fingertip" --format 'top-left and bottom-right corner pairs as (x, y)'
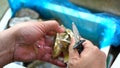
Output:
(57, 26), (65, 33)
(56, 60), (67, 67)
(49, 59), (67, 67)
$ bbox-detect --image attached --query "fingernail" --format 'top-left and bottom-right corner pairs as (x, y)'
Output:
(58, 26), (65, 32)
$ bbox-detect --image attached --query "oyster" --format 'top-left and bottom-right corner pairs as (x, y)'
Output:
(15, 8), (39, 19)
(52, 27), (73, 63)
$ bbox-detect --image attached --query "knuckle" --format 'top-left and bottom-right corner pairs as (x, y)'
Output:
(92, 46), (106, 58)
(49, 20), (58, 25)
(92, 46), (99, 53)
(85, 40), (92, 44)
(84, 40), (94, 46)
(46, 20), (59, 29)
(101, 51), (106, 58)
(93, 46), (99, 50)
(68, 58), (79, 67)
(50, 20), (57, 22)
(68, 61), (76, 68)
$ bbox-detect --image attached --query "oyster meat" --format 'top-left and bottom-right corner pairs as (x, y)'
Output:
(52, 27), (73, 63)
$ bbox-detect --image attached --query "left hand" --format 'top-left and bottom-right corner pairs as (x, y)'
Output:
(7, 20), (66, 67)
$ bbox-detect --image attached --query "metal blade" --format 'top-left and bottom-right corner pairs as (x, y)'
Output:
(72, 22), (81, 42)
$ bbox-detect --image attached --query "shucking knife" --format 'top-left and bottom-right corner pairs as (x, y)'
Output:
(72, 22), (85, 54)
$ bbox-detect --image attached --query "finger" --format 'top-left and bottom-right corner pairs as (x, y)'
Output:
(40, 54), (66, 67)
(47, 31), (57, 36)
(39, 20), (65, 33)
(80, 38), (97, 56)
(69, 37), (79, 58)
(41, 53), (52, 61)
(81, 39), (95, 48)
(48, 58), (67, 67)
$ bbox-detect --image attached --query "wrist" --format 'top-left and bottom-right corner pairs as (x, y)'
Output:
(0, 28), (16, 67)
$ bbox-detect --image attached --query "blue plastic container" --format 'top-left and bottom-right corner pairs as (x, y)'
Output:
(8, 0), (120, 48)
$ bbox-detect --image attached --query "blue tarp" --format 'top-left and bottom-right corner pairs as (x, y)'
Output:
(8, 0), (120, 48)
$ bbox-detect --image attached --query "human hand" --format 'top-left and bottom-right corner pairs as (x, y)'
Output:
(68, 38), (106, 68)
(9, 20), (66, 67)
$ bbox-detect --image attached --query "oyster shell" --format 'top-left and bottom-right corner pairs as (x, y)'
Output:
(52, 28), (73, 63)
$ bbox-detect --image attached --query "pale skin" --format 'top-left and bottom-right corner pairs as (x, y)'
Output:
(68, 38), (106, 68)
(0, 20), (66, 67)
(0, 20), (106, 68)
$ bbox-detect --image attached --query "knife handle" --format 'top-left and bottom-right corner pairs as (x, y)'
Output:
(73, 40), (85, 54)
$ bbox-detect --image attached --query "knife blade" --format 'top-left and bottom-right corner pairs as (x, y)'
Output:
(72, 22), (85, 54)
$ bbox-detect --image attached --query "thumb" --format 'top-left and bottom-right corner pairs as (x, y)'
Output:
(69, 37), (79, 58)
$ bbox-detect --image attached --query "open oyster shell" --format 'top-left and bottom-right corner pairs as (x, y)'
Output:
(52, 28), (73, 63)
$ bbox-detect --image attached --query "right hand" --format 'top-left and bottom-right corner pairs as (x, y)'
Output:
(68, 38), (106, 68)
